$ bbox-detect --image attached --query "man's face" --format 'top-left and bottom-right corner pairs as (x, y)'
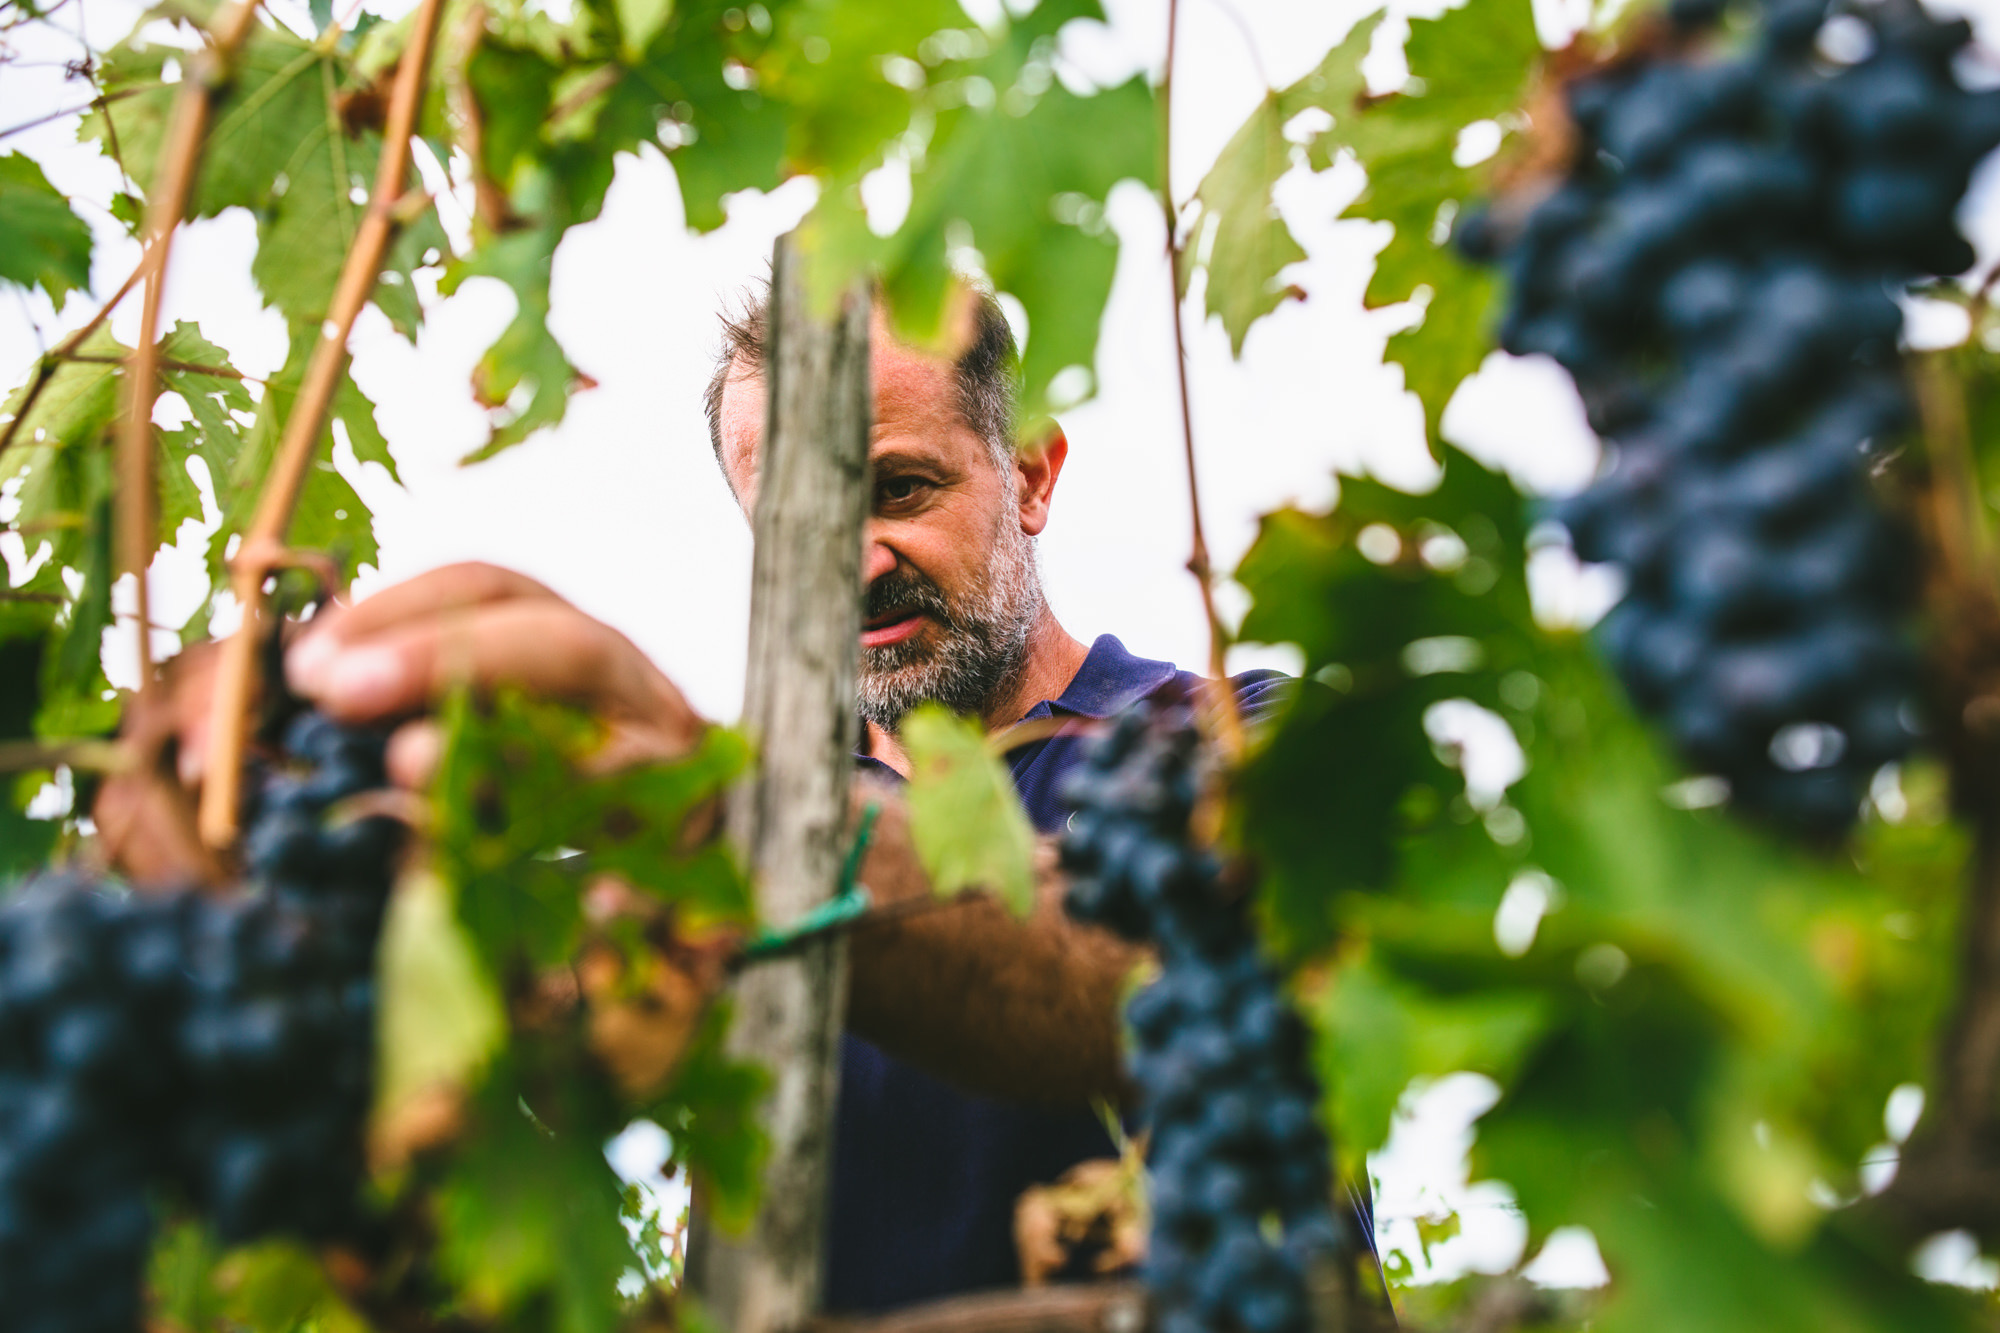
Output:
(717, 314), (1046, 728)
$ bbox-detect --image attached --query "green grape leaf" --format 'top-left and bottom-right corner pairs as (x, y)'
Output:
(85, 26), (448, 327)
(901, 703), (1036, 916)
(765, 0), (963, 179)
(1390, 268), (1501, 450)
(1183, 13), (1382, 355)
(1234, 446), (1537, 952)
(583, 727), (753, 918)
(1479, 991), (1987, 1333)
(1324, 0), (1539, 444)
(155, 322), (254, 544)
(649, 1003), (769, 1232)
(0, 151), (93, 305)
(443, 228), (577, 461)
(462, 37), (560, 195)
(1, 331), (124, 586)
(435, 1072), (635, 1333)
(626, 0), (788, 233)
(53, 492), (114, 696)
(0, 604), (52, 743)
(0, 795), (59, 874)
(211, 323), (387, 586)
(432, 690), (754, 974)
(376, 202), (451, 341)
(803, 0), (1156, 427)
(1313, 951), (1548, 1167)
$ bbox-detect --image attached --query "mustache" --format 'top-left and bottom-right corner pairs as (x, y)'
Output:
(865, 568), (957, 630)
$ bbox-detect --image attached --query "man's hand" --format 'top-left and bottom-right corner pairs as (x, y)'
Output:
(97, 562), (707, 884)
(224, 562), (703, 788)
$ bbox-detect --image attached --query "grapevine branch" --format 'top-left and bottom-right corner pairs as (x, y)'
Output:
(195, 0), (447, 849)
(0, 738), (129, 774)
(0, 257), (150, 463)
(1159, 0), (1244, 763)
(116, 0), (265, 694)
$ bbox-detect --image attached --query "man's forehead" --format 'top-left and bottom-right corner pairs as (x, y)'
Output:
(718, 328), (969, 461)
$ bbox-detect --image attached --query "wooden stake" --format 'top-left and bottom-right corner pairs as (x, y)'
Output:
(688, 234), (873, 1332)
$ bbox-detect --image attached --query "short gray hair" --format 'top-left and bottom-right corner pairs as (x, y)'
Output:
(702, 283), (1020, 485)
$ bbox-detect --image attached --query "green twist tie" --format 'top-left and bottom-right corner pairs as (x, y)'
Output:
(740, 802), (879, 963)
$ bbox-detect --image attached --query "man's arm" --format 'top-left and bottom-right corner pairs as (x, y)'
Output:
(844, 786), (1142, 1107)
(102, 562), (1137, 1107)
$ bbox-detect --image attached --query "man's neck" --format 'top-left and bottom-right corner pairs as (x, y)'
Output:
(862, 609), (1090, 777)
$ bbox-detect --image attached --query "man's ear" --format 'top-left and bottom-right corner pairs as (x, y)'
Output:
(1014, 424), (1068, 537)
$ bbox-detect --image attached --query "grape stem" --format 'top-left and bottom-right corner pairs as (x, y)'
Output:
(196, 0), (448, 850)
(114, 0), (265, 698)
(0, 86), (141, 142)
(1913, 354), (1995, 590)
(1863, 358), (2000, 1246)
(1159, 0), (1245, 764)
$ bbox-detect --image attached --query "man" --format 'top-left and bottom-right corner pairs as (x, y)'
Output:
(706, 289), (1289, 1310)
(127, 286), (1290, 1313)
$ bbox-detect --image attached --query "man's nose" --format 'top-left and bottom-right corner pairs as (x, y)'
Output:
(861, 530), (897, 586)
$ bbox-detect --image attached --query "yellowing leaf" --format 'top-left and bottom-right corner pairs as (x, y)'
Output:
(615, 0), (673, 62)
(211, 1240), (372, 1333)
(902, 703), (1035, 916)
(373, 865), (506, 1169)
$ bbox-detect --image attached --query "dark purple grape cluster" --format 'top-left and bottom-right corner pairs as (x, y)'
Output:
(1060, 702), (1343, 1333)
(0, 712), (398, 1332)
(1462, 0), (2000, 830)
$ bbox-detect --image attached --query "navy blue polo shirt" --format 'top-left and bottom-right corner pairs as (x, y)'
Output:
(823, 634), (1291, 1314)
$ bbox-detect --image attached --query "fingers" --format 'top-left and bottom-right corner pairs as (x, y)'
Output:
(288, 562), (556, 696)
(385, 719), (443, 790)
(298, 599), (694, 745)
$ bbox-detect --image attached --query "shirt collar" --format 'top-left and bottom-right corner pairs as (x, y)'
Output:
(1039, 634), (1181, 720)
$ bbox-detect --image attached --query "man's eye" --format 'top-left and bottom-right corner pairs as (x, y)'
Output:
(880, 477), (926, 504)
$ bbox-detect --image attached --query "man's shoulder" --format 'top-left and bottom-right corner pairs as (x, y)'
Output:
(1062, 635), (1294, 723)
(1212, 667), (1295, 724)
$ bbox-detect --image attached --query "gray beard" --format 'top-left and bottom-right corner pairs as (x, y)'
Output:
(856, 519), (1044, 731)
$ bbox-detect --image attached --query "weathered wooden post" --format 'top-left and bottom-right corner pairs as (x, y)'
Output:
(690, 234), (872, 1331)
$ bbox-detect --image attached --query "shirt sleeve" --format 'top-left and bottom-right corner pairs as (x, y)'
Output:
(1230, 669), (1297, 728)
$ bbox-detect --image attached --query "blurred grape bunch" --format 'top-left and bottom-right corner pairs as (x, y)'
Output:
(0, 713), (399, 1332)
(1060, 700), (1360, 1333)
(1462, 0), (2000, 830)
